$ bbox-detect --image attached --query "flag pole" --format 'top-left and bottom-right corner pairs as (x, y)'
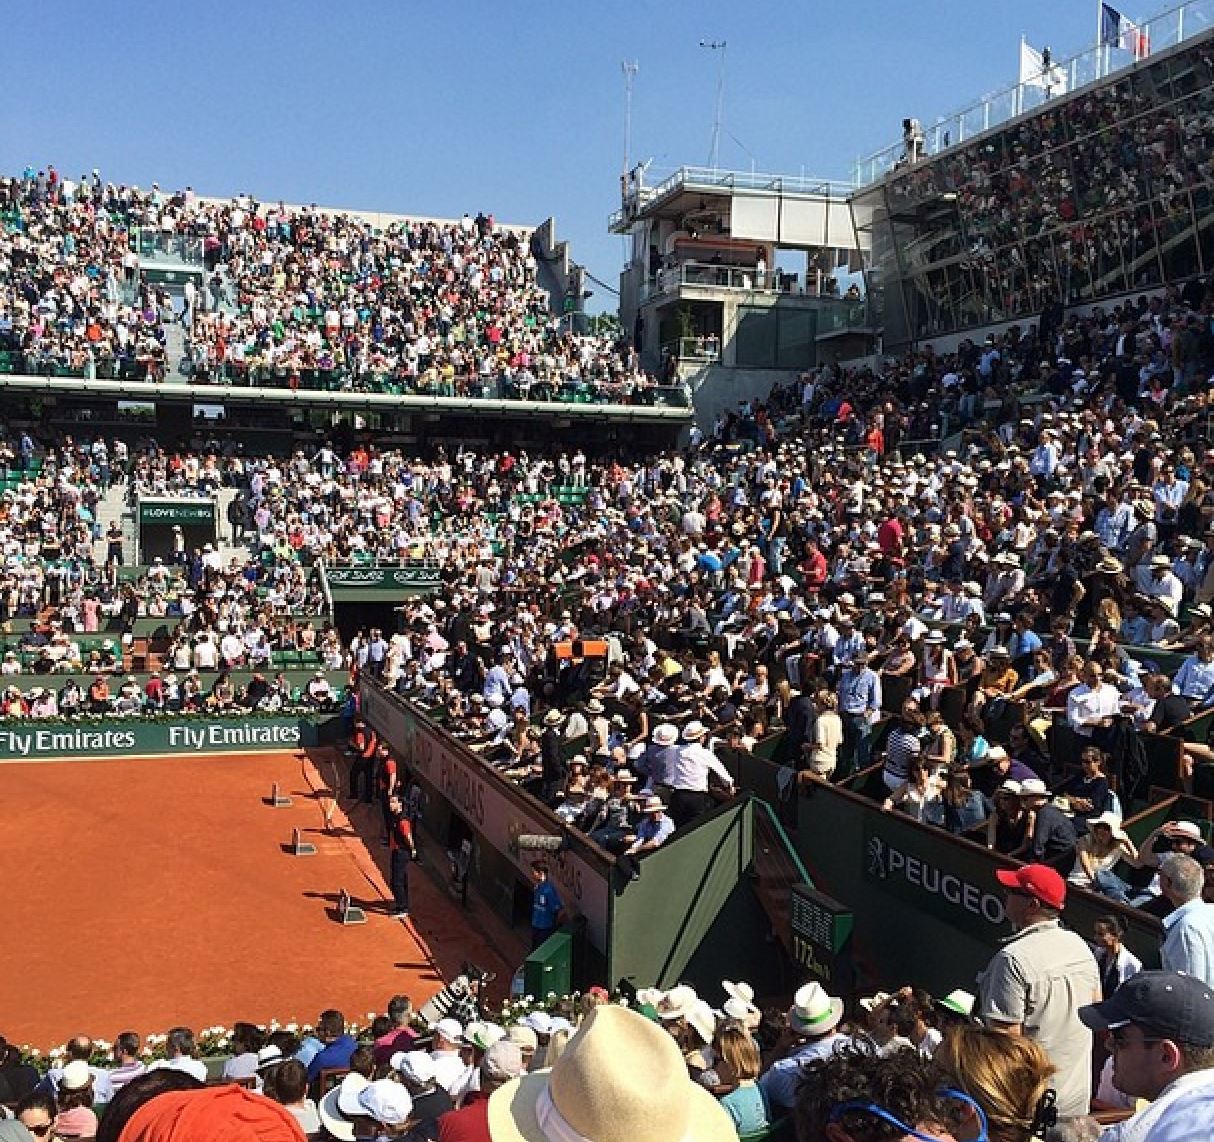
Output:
(1017, 35), (1024, 116)
(1096, 0), (1105, 79)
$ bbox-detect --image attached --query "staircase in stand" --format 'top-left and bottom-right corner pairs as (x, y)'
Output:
(750, 800), (810, 958)
(92, 484), (137, 566)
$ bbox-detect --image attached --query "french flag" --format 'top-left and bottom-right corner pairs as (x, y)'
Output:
(1101, 3), (1151, 60)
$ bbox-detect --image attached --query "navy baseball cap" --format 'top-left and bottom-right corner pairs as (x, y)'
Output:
(1079, 971), (1214, 1048)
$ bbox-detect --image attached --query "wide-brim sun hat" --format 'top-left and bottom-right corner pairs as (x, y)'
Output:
(1087, 811), (1127, 839)
(657, 984), (699, 1021)
(685, 1000), (717, 1045)
(936, 988), (977, 1017)
(721, 979), (755, 1007)
(486, 1004), (734, 1142)
(788, 980), (844, 1036)
(722, 997), (753, 1022)
(318, 1073), (370, 1142)
(681, 720), (708, 742)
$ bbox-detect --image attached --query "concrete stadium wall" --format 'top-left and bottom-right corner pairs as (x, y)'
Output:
(684, 365), (801, 430)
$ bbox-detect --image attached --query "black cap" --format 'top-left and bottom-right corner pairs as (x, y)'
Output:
(1079, 971), (1214, 1047)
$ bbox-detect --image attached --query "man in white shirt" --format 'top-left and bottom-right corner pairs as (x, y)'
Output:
(1067, 661), (1122, 737)
(148, 1027), (209, 1082)
(1137, 554), (1185, 611)
(1079, 971), (1214, 1142)
(667, 721), (735, 827)
(219, 630), (246, 669)
(192, 633), (218, 671)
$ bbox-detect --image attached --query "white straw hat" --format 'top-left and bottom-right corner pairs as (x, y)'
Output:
(486, 1004), (734, 1142)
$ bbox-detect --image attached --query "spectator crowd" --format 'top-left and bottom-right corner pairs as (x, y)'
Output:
(1, 167), (665, 406)
(5, 941), (1214, 1141)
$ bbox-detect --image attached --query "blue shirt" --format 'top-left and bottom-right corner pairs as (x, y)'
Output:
(839, 667), (881, 715)
(633, 813), (675, 849)
(483, 665), (511, 703)
(1174, 656), (1214, 703)
(721, 1082), (770, 1133)
(759, 1034), (851, 1111)
(306, 1034), (357, 1082)
(1010, 629), (1042, 658)
(532, 879), (562, 931)
(295, 1036), (324, 1070)
(1161, 899), (1214, 988)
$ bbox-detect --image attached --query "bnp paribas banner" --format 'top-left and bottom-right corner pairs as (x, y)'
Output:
(0, 716), (320, 762)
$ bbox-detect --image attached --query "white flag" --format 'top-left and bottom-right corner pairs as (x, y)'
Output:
(1019, 40), (1068, 93)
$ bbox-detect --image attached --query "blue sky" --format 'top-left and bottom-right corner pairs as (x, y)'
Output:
(1, 1), (1155, 307)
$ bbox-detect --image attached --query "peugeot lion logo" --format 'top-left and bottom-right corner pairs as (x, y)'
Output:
(867, 836), (888, 878)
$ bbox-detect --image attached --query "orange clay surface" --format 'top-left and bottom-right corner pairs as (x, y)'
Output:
(0, 747), (519, 1048)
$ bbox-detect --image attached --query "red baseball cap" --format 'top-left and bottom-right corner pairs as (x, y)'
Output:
(996, 864), (1067, 910)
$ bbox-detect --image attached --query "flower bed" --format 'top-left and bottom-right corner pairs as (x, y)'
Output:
(16, 992), (605, 1071)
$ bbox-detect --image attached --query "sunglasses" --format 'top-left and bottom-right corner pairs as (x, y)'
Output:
(829, 1087), (988, 1142)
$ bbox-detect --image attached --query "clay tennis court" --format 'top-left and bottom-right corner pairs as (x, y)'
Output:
(0, 747), (516, 1049)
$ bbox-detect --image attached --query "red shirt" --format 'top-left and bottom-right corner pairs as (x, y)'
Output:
(372, 1026), (418, 1068)
(877, 517), (903, 555)
(802, 549), (828, 589)
(438, 1099), (491, 1142)
(389, 817), (414, 855)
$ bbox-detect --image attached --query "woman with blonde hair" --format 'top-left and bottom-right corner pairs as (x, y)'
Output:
(1092, 595), (1122, 635)
(714, 1024), (769, 1135)
(935, 1022), (1068, 1142)
(805, 689), (843, 779)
